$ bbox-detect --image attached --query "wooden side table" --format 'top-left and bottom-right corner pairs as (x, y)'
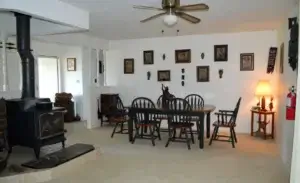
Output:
(250, 110), (275, 140)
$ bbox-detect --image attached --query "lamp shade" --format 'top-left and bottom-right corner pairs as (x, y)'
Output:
(255, 80), (272, 96)
(163, 14), (178, 27)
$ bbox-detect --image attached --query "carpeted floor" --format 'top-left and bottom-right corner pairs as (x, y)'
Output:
(42, 122), (289, 183)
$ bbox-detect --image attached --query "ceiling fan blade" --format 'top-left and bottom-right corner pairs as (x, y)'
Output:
(175, 12), (201, 24)
(140, 12), (167, 23)
(133, 5), (164, 11)
(177, 3), (209, 11)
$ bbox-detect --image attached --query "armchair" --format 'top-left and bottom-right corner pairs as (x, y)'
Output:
(54, 92), (76, 122)
(209, 97), (242, 148)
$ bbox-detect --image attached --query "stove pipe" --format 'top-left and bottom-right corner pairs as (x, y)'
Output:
(15, 13), (35, 99)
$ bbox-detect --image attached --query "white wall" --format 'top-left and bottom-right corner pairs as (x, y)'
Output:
(107, 31), (278, 133)
(276, 6), (299, 174)
(0, 40), (85, 117)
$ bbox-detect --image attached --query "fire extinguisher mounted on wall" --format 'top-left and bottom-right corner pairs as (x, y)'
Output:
(286, 86), (297, 120)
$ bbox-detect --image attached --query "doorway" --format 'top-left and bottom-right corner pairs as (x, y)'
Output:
(37, 56), (60, 101)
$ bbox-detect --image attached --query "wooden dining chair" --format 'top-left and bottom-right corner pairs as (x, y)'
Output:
(110, 96), (128, 138)
(209, 97), (242, 148)
(0, 98), (9, 173)
(181, 94), (205, 137)
(165, 98), (194, 150)
(131, 97), (161, 146)
(156, 94), (175, 132)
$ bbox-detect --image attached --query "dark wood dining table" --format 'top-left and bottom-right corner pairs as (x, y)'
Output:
(127, 104), (216, 149)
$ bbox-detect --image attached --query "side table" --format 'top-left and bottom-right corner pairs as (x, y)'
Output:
(250, 110), (275, 140)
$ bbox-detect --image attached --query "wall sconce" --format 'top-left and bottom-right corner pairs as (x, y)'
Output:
(218, 69), (223, 78)
(201, 53), (205, 59)
(147, 71), (151, 80)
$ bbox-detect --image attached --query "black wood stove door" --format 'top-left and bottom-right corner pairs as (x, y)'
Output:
(39, 112), (64, 140)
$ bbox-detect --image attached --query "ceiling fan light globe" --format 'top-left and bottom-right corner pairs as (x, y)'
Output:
(163, 14), (178, 26)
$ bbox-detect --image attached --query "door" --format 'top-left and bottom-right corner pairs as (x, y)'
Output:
(37, 56), (59, 101)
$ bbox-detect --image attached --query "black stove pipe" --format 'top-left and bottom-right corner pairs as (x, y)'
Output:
(15, 13), (35, 99)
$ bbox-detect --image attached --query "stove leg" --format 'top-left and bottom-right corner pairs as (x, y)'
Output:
(34, 146), (40, 159)
(62, 140), (65, 148)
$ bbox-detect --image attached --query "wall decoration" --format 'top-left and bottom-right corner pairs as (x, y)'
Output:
(288, 17), (298, 71)
(147, 71), (151, 80)
(162, 54), (166, 60)
(99, 60), (103, 74)
(181, 81), (185, 86)
(124, 58), (134, 74)
(175, 49), (191, 63)
(280, 43), (284, 74)
(266, 47), (278, 73)
(181, 75), (185, 80)
(214, 45), (228, 62)
(218, 69), (223, 78)
(144, 50), (154, 65)
(240, 53), (254, 71)
(197, 66), (209, 82)
(67, 58), (76, 71)
(201, 53), (205, 59)
(181, 68), (185, 73)
(157, 70), (171, 81)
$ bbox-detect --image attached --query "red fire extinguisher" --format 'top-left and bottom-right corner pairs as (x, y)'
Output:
(286, 86), (297, 120)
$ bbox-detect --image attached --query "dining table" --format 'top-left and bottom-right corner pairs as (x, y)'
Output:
(127, 104), (216, 149)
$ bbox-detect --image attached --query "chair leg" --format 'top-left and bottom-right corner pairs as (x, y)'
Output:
(150, 125), (156, 146)
(189, 127), (195, 144)
(179, 128), (183, 139)
(215, 126), (220, 139)
(209, 126), (218, 146)
(111, 123), (119, 138)
(132, 126), (139, 144)
(165, 127), (174, 148)
(232, 128), (238, 143)
(230, 128), (235, 148)
(184, 127), (191, 150)
(156, 124), (161, 140)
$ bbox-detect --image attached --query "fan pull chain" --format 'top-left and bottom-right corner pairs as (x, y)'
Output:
(161, 30), (164, 36)
(176, 29), (180, 36)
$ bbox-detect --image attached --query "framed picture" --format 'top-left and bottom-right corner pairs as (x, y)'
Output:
(67, 58), (76, 71)
(240, 53), (254, 71)
(214, 45), (228, 61)
(124, 58), (134, 74)
(175, 49), (191, 63)
(197, 66), (209, 82)
(157, 70), (171, 81)
(280, 43), (284, 74)
(143, 50), (154, 65)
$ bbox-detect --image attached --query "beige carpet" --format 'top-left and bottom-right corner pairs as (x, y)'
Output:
(43, 123), (288, 183)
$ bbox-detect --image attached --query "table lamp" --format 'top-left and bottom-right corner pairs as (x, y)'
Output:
(255, 80), (272, 111)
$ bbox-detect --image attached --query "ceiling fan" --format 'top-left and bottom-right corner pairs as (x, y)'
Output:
(133, 0), (209, 27)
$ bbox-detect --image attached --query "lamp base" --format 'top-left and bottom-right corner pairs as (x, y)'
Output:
(260, 96), (266, 111)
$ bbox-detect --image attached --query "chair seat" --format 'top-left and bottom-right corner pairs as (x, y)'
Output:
(170, 123), (194, 128)
(109, 117), (128, 123)
(213, 121), (236, 127)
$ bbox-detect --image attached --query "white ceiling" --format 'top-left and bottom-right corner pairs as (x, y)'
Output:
(0, 12), (83, 37)
(61, 0), (297, 40)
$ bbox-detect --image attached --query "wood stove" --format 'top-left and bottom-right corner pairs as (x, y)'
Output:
(6, 13), (66, 159)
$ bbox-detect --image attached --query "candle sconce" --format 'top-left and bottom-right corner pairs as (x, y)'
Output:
(147, 71), (151, 80)
(218, 69), (223, 78)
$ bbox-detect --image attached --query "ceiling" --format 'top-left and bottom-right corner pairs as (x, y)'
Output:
(61, 0), (297, 40)
(0, 12), (83, 37)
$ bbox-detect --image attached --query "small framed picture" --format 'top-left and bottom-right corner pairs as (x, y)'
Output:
(175, 49), (191, 63)
(67, 58), (76, 71)
(157, 70), (171, 81)
(143, 50), (154, 65)
(214, 45), (228, 61)
(124, 58), (134, 74)
(197, 66), (209, 82)
(240, 53), (254, 71)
